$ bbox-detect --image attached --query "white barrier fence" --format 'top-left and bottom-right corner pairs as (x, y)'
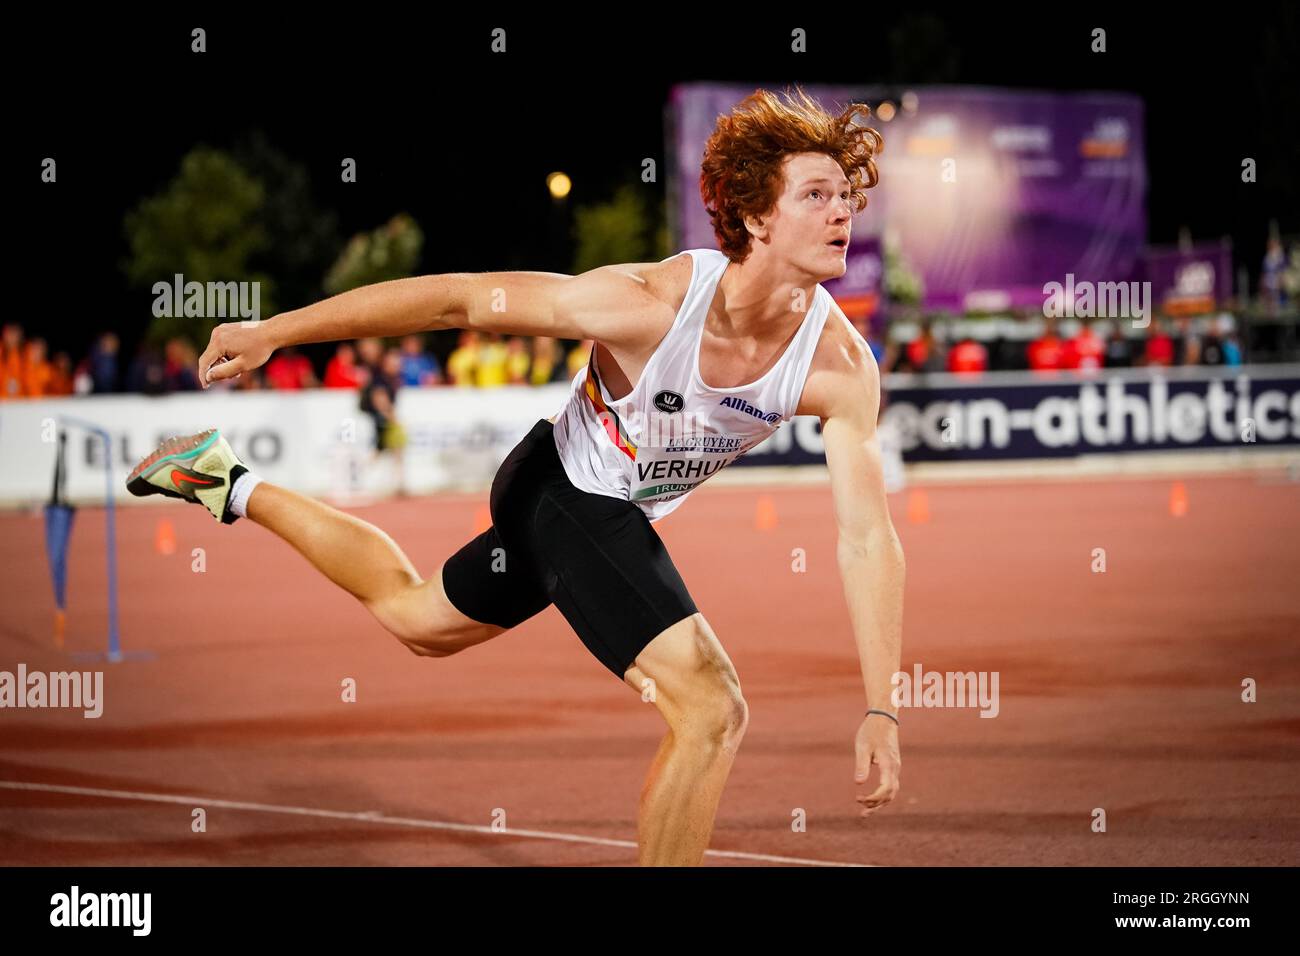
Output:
(4, 366), (1297, 508)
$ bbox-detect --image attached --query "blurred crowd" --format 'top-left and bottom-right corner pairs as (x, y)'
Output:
(0, 323), (596, 401)
(884, 315), (1245, 374)
(230, 331), (594, 395)
(0, 312), (1252, 404)
(1, 324), (208, 399)
(1, 323), (78, 398)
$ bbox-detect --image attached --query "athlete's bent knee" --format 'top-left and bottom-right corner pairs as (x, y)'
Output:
(716, 690), (750, 748)
(398, 636), (459, 658)
(637, 615), (749, 747)
(364, 581), (467, 658)
(681, 683), (749, 750)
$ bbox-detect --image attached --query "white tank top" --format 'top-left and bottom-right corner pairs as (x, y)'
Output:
(551, 248), (832, 522)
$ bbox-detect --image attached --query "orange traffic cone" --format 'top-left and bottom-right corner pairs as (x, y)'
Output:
(1169, 481), (1188, 518)
(155, 518), (176, 555)
(907, 488), (930, 524)
(754, 494), (778, 531)
(473, 504), (492, 534)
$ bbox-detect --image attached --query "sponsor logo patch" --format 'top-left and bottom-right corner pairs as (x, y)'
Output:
(653, 389), (685, 414)
(719, 395), (781, 424)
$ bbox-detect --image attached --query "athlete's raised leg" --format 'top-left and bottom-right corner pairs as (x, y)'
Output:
(244, 482), (506, 656)
(622, 613), (749, 866)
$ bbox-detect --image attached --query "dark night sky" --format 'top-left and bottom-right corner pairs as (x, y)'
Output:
(16, 8), (1298, 362)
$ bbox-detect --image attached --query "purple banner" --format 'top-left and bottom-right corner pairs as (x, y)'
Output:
(669, 84), (1147, 312)
(1144, 239), (1234, 315)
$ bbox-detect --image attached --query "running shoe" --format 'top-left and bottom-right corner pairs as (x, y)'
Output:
(126, 428), (248, 524)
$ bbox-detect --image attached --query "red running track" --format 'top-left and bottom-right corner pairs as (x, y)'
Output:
(1, 470), (1298, 865)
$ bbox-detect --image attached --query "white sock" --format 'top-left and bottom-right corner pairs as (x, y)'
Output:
(230, 472), (264, 518)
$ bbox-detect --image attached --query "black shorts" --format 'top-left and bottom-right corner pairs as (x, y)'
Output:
(441, 418), (698, 679)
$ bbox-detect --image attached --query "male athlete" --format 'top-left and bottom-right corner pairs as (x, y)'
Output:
(127, 87), (905, 866)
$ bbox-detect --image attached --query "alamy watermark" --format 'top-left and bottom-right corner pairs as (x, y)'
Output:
(595, 407), (716, 458)
(152, 273), (261, 325)
(0, 664), (103, 718)
(50, 886), (150, 935)
(891, 663), (1000, 718)
(1043, 273), (1151, 329)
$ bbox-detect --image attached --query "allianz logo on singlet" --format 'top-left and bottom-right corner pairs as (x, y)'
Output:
(719, 396), (781, 424)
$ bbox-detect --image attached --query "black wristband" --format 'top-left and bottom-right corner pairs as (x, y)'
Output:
(865, 708), (899, 726)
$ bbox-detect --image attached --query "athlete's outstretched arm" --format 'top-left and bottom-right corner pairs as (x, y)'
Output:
(197, 262), (676, 387)
(817, 336), (905, 817)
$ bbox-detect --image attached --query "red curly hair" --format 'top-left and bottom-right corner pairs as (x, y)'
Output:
(699, 86), (883, 262)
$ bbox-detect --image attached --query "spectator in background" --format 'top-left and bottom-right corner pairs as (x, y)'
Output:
(1103, 325), (1132, 368)
(1139, 319), (1175, 366)
(264, 346), (319, 390)
(360, 348), (406, 453)
(865, 330), (887, 367)
(127, 342), (167, 395)
(901, 321), (946, 373)
(1201, 315), (1243, 366)
(505, 336), (530, 384)
(1026, 317), (1065, 370)
(21, 338), (54, 396)
(355, 337), (383, 387)
(1062, 320), (1105, 370)
(87, 332), (121, 393)
(1224, 342), (1244, 367)
(530, 336), (567, 385)
(382, 348), (406, 397)
(399, 334), (442, 386)
(48, 352), (75, 395)
(446, 330), (479, 386)
(474, 332), (509, 387)
(164, 338), (201, 391)
(324, 342), (365, 389)
(946, 335), (988, 374)
(1, 323), (25, 399)
(567, 338), (594, 379)
(234, 367), (265, 391)
(0, 330), (75, 398)
(1172, 315), (1201, 366)
(880, 336), (903, 373)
